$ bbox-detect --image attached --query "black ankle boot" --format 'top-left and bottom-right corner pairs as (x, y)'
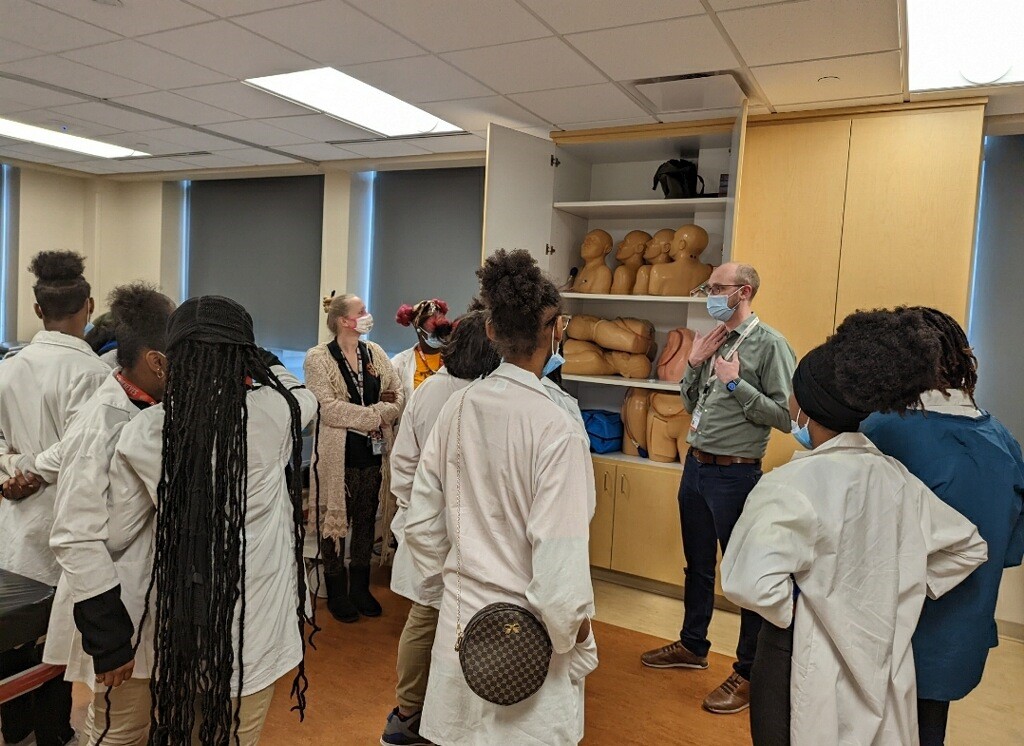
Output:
(325, 570), (359, 623)
(348, 565), (382, 617)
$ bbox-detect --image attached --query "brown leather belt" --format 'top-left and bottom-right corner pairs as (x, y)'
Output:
(688, 448), (761, 467)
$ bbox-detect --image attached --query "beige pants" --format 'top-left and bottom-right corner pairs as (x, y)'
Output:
(191, 683), (276, 746)
(82, 678), (152, 746)
(396, 602), (440, 711)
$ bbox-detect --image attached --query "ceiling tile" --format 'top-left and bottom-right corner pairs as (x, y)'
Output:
(566, 16), (738, 81)
(277, 143), (365, 160)
(205, 120), (313, 146)
(556, 116), (659, 131)
(171, 152), (248, 168)
(339, 140), (431, 158)
(420, 96), (550, 132)
(235, 0), (423, 66)
(0, 97), (35, 116)
(708, 0), (800, 9)
(0, 38), (46, 64)
(0, 1), (119, 52)
(519, 0), (704, 34)
(510, 84), (649, 126)
(94, 130), (193, 155)
(773, 94), (903, 113)
(0, 78), (87, 109)
(63, 41), (231, 90)
(413, 133), (487, 153)
(216, 147), (301, 165)
(49, 102), (168, 133)
(259, 115), (373, 141)
(719, 0), (899, 67)
(0, 142), (67, 163)
(138, 21), (314, 79)
(125, 157), (195, 172)
(185, 0), (313, 17)
(68, 160), (123, 174)
(31, 0), (216, 36)
(174, 82), (312, 119)
(751, 51), (902, 106)
(347, 0), (550, 53)
(342, 56), (493, 103)
(112, 91), (241, 125)
(127, 126), (241, 151)
(443, 38), (605, 94)
(6, 109), (122, 138)
(0, 57), (156, 99)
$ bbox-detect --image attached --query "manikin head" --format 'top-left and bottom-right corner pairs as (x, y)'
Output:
(580, 229), (613, 261)
(644, 229), (675, 263)
(29, 250), (94, 338)
(669, 224), (710, 261)
(616, 230), (652, 262)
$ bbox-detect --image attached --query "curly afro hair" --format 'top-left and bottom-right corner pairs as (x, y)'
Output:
(28, 250), (90, 320)
(108, 283), (175, 369)
(830, 308), (941, 414)
(902, 306), (978, 403)
(477, 249), (561, 360)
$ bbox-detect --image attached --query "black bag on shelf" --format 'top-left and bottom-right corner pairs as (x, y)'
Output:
(652, 159), (705, 199)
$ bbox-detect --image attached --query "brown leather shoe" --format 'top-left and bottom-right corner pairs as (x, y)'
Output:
(702, 672), (751, 714)
(640, 640), (709, 669)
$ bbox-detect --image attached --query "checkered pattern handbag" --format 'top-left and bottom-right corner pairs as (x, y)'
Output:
(452, 390), (553, 706)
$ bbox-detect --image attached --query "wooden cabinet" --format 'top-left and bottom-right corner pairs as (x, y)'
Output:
(590, 459), (616, 569)
(608, 459), (684, 586)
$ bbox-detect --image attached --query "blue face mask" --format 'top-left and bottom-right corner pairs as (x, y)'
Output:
(542, 322), (564, 377)
(706, 290), (739, 322)
(791, 409), (813, 450)
(84, 321), (95, 335)
(419, 326), (446, 350)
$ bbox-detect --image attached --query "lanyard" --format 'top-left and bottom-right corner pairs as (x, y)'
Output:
(115, 372), (158, 407)
(340, 344), (365, 405)
(415, 347), (441, 375)
(696, 317), (761, 404)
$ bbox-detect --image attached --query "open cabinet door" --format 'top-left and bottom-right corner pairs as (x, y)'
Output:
(722, 99), (748, 261)
(481, 124), (555, 272)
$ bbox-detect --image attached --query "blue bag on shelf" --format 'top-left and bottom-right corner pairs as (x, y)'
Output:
(581, 409), (624, 454)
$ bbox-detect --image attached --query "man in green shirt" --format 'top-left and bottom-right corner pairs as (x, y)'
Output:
(641, 262), (796, 716)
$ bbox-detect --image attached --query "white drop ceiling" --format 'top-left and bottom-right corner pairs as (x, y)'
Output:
(0, 0), (1019, 177)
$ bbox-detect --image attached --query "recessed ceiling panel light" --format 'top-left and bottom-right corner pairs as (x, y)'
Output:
(244, 67), (462, 138)
(0, 117), (148, 158)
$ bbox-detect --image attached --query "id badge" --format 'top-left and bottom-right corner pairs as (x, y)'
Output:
(690, 404), (702, 432)
(371, 433), (386, 456)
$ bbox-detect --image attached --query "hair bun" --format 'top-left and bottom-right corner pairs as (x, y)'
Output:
(322, 296), (333, 314)
(28, 251), (86, 283)
(395, 304), (416, 326)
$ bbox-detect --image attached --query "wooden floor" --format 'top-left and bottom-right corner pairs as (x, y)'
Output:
(69, 574), (1024, 745)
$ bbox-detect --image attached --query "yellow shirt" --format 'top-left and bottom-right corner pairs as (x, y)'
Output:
(414, 349), (442, 389)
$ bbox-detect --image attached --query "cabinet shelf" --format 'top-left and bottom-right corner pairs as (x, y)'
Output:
(563, 374), (679, 391)
(553, 197), (728, 220)
(592, 451), (683, 471)
(562, 292), (705, 304)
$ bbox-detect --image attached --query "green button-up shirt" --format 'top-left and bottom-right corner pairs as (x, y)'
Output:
(680, 314), (796, 460)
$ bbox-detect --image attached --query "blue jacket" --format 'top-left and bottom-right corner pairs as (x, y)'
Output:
(863, 409), (1024, 701)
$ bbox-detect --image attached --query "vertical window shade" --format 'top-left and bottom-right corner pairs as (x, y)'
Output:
(971, 135), (1024, 440)
(188, 175), (324, 350)
(369, 167), (484, 356)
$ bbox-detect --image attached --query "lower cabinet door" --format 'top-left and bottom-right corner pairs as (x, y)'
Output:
(609, 462), (684, 585)
(589, 458), (616, 569)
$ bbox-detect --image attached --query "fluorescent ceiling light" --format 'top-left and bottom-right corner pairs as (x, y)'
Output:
(0, 117), (148, 159)
(908, 0), (1024, 91)
(244, 67), (462, 138)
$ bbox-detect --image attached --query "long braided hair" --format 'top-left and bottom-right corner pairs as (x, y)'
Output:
(141, 296), (314, 745)
(906, 306), (979, 404)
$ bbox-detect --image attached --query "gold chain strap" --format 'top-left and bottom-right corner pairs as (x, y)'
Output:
(453, 390), (467, 652)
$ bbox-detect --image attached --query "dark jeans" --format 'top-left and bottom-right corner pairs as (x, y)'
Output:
(750, 621), (793, 746)
(918, 699), (950, 746)
(678, 452), (763, 679)
(0, 643), (74, 746)
(320, 465), (382, 574)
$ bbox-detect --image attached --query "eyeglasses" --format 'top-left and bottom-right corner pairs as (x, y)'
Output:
(690, 283), (744, 297)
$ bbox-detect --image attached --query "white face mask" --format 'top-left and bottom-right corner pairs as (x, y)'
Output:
(353, 313), (373, 335)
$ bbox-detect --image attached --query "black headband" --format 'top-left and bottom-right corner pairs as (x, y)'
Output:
(166, 295), (255, 350)
(792, 344), (870, 433)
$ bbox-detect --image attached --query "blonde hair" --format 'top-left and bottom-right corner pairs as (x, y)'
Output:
(323, 293), (357, 334)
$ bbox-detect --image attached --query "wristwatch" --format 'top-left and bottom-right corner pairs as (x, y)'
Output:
(726, 378), (741, 392)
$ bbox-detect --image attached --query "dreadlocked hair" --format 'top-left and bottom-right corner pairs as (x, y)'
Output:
(905, 306), (978, 403)
(28, 250), (90, 320)
(830, 308), (942, 414)
(443, 311), (500, 380)
(140, 338), (314, 746)
(478, 249), (561, 359)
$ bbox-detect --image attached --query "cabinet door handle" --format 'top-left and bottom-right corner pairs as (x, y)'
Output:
(619, 473), (628, 497)
(603, 472), (610, 493)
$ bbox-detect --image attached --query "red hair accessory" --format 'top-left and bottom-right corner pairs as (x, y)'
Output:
(395, 304), (417, 326)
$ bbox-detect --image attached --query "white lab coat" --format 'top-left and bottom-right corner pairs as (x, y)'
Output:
(44, 372), (157, 688)
(99, 348), (119, 368)
(0, 331), (108, 584)
(404, 363), (598, 746)
(111, 367), (318, 696)
(390, 346), (418, 411)
(721, 432), (988, 746)
(541, 377), (586, 437)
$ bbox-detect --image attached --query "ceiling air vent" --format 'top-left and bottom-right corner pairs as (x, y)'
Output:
(626, 73), (746, 116)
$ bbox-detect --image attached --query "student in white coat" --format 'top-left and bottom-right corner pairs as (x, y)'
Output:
(0, 251), (107, 746)
(382, 310), (501, 745)
(44, 283), (174, 745)
(111, 296), (319, 745)
(404, 249), (598, 746)
(721, 313), (988, 746)
(390, 298), (453, 406)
